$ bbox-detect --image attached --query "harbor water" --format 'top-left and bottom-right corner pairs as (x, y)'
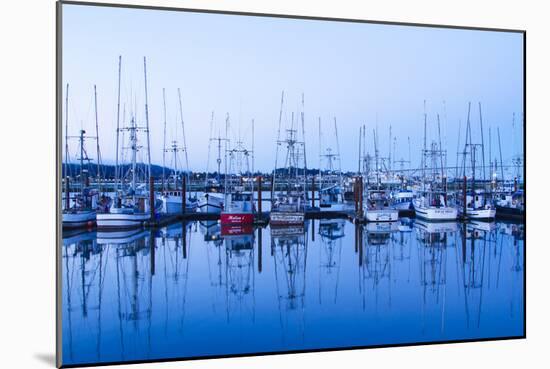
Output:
(61, 219), (524, 366)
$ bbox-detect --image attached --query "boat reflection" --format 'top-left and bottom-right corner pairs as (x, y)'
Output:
(61, 218), (524, 365)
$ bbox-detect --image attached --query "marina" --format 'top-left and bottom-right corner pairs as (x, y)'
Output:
(58, 6), (525, 367)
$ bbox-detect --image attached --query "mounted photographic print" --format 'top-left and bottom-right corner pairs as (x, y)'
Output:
(56, 1), (525, 367)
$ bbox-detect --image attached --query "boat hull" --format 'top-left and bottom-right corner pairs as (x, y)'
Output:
(198, 194), (224, 214)
(96, 212), (150, 229)
(270, 211), (305, 226)
(62, 210), (96, 229)
(495, 205), (525, 220)
(414, 205), (458, 221)
(460, 208), (496, 220)
(365, 209), (399, 222)
(162, 196), (199, 214)
(220, 212), (255, 225)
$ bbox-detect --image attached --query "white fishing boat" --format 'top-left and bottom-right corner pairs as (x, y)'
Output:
(363, 190), (399, 222)
(159, 87), (199, 214)
(270, 92), (307, 226)
(270, 190), (306, 226)
(457, 190), (496, 220)
(318, 117), (345, 211)
(413, 102), (458, 222)
(199, 192), (225, 213)
(97, 57), (159, 230)
(200, 112), (228, 214)
(413, 194), (458, 221)
(455, 102), (496, 220)
(62, 85), (101, 229)
(221, 128), (256, 225)
(162, 190), (199, 214)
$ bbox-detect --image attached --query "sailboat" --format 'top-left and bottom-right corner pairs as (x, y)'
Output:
(270, 92), (307, 226)
(160, 88), (199, 214)
(199, 112), (226, 214)
(220, 118), (256, 225)
(412, 104), (457, 221)
(62, 84), (100, 228)
(96, 57), (162, 229)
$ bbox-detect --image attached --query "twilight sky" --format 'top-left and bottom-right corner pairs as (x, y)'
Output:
(62, 3), (524, 174)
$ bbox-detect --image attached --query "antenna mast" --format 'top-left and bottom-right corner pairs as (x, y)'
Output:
(115, 56), (121, 195)
(93, 84), (102, 194)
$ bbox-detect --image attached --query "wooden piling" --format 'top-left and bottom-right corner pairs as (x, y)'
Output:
(514, 177), (518, 192)
(149, 176), (155, 221)
(257, 227), (262, 273)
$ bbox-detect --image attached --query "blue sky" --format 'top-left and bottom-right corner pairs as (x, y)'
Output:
(62, 3), (524, 173)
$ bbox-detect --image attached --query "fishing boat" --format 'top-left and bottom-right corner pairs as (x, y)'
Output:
(391, 189), (413, 210)
(361, 126), (398, 222)
(62, 84), (101, 229)
(270, 92), (307, 226)
(413, 192), (458, 221)
(318, 117), (345, 211)
(364, 190), (399, 222)
(413, 103), (457, 221)
(221, 124), (256, 225)
(495, 190), (524, 219)
(200, 112), (228, 214)
(160, 88), (198, 214)
(455, 102), (496, 220)
(97, 57), (162, 229)
(457, 190), (496, 219)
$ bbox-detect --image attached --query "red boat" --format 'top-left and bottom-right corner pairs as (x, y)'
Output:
(220, 190), (256, 225)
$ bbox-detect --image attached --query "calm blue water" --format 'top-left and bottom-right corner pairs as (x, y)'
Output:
(61, 219), (524, 366)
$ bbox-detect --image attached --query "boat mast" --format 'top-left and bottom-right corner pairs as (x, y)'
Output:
(422, 100), (427, 193)
(373, 128), (380, 190)
(497, 127), (505, 185)
(437, 114), (444, 181)
(65, 83), (69, 180)
(177, 88), (190, 184)
(162, 88), (167, 193)
(319, 117), (323, 185)
(115, 56), (122, 197)
(224, 113), (230, 195)
(301, 93), (307, 196)
(478, 102), (486, 185)
(334, 117), (342, 192)
(143, 57), (152, 186)
(272, 91), (284, 200)
(204, 111), (214, 188)
(251, 118), (255, 175)
(357, 125), (361, 174)
(94, 84), (102, 195)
